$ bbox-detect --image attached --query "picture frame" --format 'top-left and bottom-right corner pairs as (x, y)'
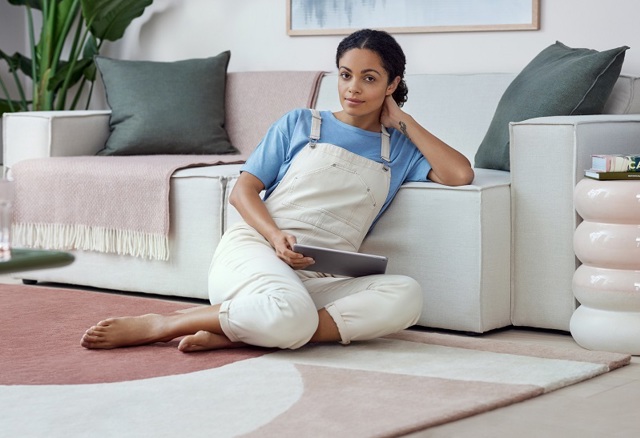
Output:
(287, 0), (540, 36)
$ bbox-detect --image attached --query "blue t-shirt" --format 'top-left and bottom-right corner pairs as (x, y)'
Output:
(242, 109), (432, 226)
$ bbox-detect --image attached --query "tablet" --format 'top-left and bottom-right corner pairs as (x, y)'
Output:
(292, 243), (388, 277)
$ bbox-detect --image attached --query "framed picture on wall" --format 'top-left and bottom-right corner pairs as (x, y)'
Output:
(287, 0), (540, 36)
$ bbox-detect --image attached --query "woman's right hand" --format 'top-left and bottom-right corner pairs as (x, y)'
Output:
(229, 172), (315, 270)
(271, 232), (315, 270)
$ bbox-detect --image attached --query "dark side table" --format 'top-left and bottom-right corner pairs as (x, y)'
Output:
(0, 248), (74, 274)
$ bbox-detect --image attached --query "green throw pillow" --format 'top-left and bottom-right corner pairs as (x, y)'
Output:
(475, 42), (628, 171)
(95, 51), (238, 155)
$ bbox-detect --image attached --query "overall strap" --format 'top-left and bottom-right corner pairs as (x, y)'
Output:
(380, 125), (391, 170)
(309, 109), (322, 145)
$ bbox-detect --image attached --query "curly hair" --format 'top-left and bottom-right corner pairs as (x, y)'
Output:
(335, 29), (408, 107)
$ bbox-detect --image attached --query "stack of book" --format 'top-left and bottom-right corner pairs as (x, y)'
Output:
(584, 154), (640, 180)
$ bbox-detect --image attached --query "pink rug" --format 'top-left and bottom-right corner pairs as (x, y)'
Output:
(0, 284), (631, 437)
(0, 285), (270, 385)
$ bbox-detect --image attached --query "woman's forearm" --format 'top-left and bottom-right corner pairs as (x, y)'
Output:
(229, 185), (283, 246)
(381, 96), (474, 186)
(400, 115), (474, 186)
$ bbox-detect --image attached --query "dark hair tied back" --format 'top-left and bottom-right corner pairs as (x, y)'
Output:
(336, 29), (408, 107)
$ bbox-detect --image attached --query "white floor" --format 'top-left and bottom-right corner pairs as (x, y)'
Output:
(2, 275), (638, 437)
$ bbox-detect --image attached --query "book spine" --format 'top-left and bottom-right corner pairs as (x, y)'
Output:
(591, 154), (640, 172)
(585, 170), (640, 180)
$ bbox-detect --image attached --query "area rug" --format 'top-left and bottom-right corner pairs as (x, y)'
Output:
(0, 284), (631, 438)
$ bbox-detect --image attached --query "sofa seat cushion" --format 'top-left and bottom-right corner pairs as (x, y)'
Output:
(359, 168), (512, 332)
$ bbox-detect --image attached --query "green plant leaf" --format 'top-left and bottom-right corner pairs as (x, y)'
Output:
(3, 0), (154, 112)
(0, 98), (30, 116)
(0, 51), (33, 79)
(0, 50), (20, 72)
(81, 0), (153, 42)
(82, 34), (98, 59)
(0, 100), (13, 115)
(46, 24), (98, 93)
(81, 35), (98, 81)
(50, 0), (81, 47)
(47, 33), (96, 92)
(48, 58), (92, 92)
(8, 0), (44, 10)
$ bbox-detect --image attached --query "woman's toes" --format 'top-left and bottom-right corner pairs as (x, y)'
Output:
(178, 331), (216, 352)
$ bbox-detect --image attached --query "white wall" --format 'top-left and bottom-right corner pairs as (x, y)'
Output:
(2, 0), (640, 103)
(104, 0), (640, 76)
(0, 2), (28, 99)
(0, 1), (28, 164)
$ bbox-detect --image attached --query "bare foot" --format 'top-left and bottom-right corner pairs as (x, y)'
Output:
(178, 330), (244, 352)
(81, 314), (172, 349)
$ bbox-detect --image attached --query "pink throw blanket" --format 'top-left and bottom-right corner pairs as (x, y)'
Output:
(11, 155), (245, 261)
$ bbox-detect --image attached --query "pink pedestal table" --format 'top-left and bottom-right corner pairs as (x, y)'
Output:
(571, 177), (640, 355)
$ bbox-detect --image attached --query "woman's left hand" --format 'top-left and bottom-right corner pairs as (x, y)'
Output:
(380, 95), (475, 186)
(380, 95), (405, 131)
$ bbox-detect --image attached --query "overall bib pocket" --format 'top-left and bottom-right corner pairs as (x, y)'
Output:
(282, 162), (379, 232)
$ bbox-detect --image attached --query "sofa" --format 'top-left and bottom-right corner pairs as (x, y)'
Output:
(4, 70), (640, 334)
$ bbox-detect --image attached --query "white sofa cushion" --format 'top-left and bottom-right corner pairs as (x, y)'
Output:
(604, 75), (640, 114)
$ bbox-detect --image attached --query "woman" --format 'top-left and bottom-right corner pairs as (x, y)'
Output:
(81, 29), (474, 352)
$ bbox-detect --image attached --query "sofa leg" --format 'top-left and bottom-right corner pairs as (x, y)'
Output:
(463, 331), (483, 337)
(22, 279), (38, 285)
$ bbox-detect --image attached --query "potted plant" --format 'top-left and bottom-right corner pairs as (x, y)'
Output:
(0, 0), (153, 115)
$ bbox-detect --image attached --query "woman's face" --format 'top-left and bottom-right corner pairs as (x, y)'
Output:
(337, 48), (397, 121)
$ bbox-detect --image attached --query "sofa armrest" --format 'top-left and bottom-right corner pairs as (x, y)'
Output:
(509, 114), (640, 331)
(510, 114), (640, 177)
(2, 110), (111, 170)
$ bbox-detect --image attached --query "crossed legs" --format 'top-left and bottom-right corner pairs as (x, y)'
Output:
(80, 305), (340, 352)
(81, 228), (421, 352)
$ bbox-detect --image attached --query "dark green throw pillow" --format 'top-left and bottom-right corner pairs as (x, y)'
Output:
(475, 42), (628, 171)
(95, 51), (238, 155)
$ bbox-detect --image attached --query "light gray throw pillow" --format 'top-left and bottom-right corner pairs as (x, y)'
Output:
(95, 51), (238, 155)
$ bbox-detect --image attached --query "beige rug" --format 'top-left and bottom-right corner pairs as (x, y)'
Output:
(0, 284), (630, 437)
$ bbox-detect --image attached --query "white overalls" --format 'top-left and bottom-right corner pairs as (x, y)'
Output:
(209, 110), (422, 349)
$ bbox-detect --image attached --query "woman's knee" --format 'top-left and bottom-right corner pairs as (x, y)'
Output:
(333, 275), (423, 343)
(229, 292), (318, 349)
(383, 275), (423, 322)
(269, 303), (319, 349)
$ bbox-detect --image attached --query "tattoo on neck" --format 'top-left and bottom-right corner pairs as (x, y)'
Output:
(399, 121), (411, 140)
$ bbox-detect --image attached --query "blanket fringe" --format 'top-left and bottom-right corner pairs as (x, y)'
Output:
(12, 223), (170, 261)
